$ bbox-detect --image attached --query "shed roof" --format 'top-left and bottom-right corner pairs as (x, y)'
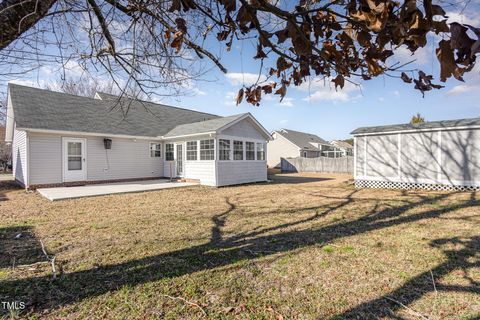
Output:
(276, 128), (330, 151)
(8, 83), (220, 138)
(351, 117), (480, 135)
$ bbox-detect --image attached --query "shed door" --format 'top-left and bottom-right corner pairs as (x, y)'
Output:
(63, 138), (87, 182)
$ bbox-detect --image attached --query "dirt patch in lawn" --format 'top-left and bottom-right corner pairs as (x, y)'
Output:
(0, 173), (479, 319)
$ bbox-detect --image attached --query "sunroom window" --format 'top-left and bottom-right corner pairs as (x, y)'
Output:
(187, 141), (198, 160)
(219, 139), (231, 160)
(200, 139), (214, 160)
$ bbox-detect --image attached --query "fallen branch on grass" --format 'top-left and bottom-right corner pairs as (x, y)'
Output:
(384, 296), (431, 320)
(40, 239), (57, 280)
(162, 294), (207, 317)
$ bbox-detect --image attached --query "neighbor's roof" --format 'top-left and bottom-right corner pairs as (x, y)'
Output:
(276, 128), (329, 151)
(8, 83), (221, 137)
(164, 114), (247, 138)
(351, 117), (480, 135)
(330, 140), (353, 149)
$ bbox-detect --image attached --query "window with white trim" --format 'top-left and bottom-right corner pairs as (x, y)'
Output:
(165, 143), (174, 161)
(219, 139), (231, 160)
(246, 142), (255, 160)
(200, 139), (214, 160)
(187, 141), (198, 160)
(233, 141), (243, 160)
(256, 143), (265, 160)
(150, 143), (162, 157)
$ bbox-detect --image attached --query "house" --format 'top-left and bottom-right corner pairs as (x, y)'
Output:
(5, 84), (271, 188)
(330, 140), (354, 157)
(267, 128), (336, 168)
(351, 117), (480, 190)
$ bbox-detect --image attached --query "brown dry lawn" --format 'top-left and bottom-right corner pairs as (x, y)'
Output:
(0, 173), (479, 319)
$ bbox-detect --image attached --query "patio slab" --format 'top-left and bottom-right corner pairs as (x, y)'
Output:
(37, 179), (197, 201)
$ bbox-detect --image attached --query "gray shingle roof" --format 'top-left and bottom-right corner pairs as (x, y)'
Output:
(164, 114), (247, 138)
(351, 117), (480, 135)
(276, 128), (330, 151)
(9, 83), (220, 137)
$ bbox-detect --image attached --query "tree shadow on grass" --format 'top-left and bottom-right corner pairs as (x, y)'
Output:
(0, 226), (45, 269)
(0, 190), (479, 317)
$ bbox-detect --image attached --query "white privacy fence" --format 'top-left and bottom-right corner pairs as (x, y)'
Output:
(281, 156), (354, 174)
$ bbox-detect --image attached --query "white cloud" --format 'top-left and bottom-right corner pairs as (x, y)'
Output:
(298, 77), (362, 103)
(277, 97), (294, 107)
(391, 45), (430, 66)
(224, 91), (237, 106)
(446, 85), (471, 95)
(446, 11), (479, 26)
(279, 119), (288, 124)
(392, 90), (400, 97)
(225, 72), (267, 85)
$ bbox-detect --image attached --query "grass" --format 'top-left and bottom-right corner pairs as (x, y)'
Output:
(0, 172), (479, 319)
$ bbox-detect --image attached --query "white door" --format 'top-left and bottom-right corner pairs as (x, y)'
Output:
(63, 138), (87, 182)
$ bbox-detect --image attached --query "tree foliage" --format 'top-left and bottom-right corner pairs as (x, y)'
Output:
(410, 112), (425, 124)
(0, 0), (478, 105)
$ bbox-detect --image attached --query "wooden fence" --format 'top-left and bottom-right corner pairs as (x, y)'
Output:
(281, 156), (354, 174)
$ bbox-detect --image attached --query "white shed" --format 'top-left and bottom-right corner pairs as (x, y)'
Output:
(351, 117), (480, 191)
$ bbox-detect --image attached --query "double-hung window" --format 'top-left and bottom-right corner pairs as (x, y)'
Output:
(233, 141), (243, 160)
(150, 143), (162, 157)
(187, 141), (198, 160)
(219, 139), (231, 160)
(256, 143), (265, 160)
(165, 143), (174, 161)
(200, 139), (214, 160)
(246, 142), (255, 160)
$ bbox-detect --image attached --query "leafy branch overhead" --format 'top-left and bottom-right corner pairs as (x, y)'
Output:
(0, 0), (478, 105)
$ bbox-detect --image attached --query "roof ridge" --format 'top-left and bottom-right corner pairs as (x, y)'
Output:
(95, 91), (220, 118)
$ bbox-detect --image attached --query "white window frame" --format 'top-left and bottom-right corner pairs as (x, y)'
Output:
(150, 142), (162, 158)
(245, 141), (255, 160)
(200, 139), (215, 160)
(186, 141), (198, 161)
(256, 142), (265, 161)
(216, 135), (267, 162)
(218, 139), (231, 161)
(165, 143), (175, 161)
(233, 140), (244, 161)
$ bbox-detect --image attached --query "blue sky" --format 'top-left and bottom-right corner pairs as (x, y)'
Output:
(3, 4), (479, 141)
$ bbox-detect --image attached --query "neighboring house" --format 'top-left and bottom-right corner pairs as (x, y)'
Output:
(0, 125), (12, 171)
(5, 84), (271, 188)
(330, 140), (354, 157)
(351, 117), (480, 190)
(267, 128), (335, 168)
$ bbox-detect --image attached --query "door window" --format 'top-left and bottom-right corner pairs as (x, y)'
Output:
(68, 142), (82, 170)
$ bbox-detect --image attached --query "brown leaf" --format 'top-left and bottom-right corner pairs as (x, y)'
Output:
(332, 75), (345, 89)
(219, 0), (236, 12)
(262, 83), (276, 94)
(401, 72), (412, 83)
(436, 39), (462, 81)
(236, 88), (244, 106)
(169, 0), (181, 12)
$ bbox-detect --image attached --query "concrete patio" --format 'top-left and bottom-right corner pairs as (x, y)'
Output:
(37, 179), (197, 201)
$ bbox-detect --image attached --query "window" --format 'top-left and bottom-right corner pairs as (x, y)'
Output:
(219, 139), (231, 160)
(302, 151), (307, 158)
(256, 143), (265, 160)
(246, 142), (255, 160)
(165, 143), (174, 161)
(150, 143), (162, 157)
(187, 141), (198, 160)
(233, 141), (243, 160)
(200, 139), (214, 160)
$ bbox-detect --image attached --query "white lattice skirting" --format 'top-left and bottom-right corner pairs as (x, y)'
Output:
(355, 180), (480, 191)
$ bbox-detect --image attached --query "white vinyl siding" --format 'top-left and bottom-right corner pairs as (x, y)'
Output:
(354, 127), (480, 188)
(12, 127), (28, 186)
(267, 132), (300, 168)
(184, 161), (216, 186)
(27, 132), (163, 185)
(217, 161), (267, 186)
(222, 118), (266, 140)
